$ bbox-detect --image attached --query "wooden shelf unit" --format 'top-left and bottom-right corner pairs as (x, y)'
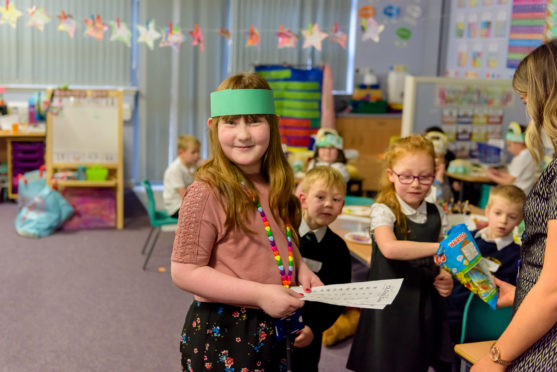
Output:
(336, 115), (402, 193)
(46, 90), (124, 229)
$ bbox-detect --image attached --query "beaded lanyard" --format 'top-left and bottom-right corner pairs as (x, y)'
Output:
(242, 183), (293, 288)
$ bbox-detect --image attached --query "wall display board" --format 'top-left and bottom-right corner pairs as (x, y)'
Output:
(46, 89), (124, 229)
(445, 0), (516, 79)
(401, 76), (528, 160)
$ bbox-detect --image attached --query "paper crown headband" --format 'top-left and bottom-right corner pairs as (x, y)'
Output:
(425, 131), (448, 154)
(505, 121), (525, 143)
(210, 89), (276, 117)
(315, 129), (343, 150)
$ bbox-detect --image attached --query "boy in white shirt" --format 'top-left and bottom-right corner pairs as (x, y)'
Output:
(163, 135), (201, 218)
(487, 122), (538, 195)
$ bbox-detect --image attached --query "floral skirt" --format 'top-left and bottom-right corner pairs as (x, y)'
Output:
(180, 301), (287, 372)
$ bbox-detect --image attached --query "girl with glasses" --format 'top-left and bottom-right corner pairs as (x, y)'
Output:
(347, 134), (453, 372)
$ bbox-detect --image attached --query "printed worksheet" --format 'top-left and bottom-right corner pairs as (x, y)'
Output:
(292, 279), (403, 309)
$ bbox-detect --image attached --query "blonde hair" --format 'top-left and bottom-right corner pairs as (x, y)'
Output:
(512, 39), (557, 163)
(486, 185), (526, 213)
(177, 134), (200, 152)
(375, 134), (435, 238)
(196, 72), (301, 236)
(301, 166), (347, 196)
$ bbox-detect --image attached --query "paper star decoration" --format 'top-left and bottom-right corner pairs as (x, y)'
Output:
(189, 24), (204, 52)
(302, 23), (328, 51)
(84, 15), (108, 41)
(246, 25), (260, 47)
(330, 22), (347, 49)
(0, 2), (22, 29)
(277, 25), (297, 48)
(219, 28), (230, 39)
(137, 20), (161, 50)
(159, 23), (184, 51)
(57, 10), (75, 37)
(26, 5), (51, 32)
(110, 18), (131, 47)
(361, 17), (384, 43)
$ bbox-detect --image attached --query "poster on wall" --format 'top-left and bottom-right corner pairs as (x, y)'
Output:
(506, 0), (547, 68)
(446, 0), (517, 79)
(436, 84), (510, 159)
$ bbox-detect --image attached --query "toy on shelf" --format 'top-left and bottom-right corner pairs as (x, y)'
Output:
(350, 67), (387, 114)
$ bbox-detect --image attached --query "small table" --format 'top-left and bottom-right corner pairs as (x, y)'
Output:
(330, 210), (372, 266)
(454, 340), (493, 371)
(447, 171), (495, 203)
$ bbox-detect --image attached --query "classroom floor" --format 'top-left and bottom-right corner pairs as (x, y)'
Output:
(0, 189), (358, 371)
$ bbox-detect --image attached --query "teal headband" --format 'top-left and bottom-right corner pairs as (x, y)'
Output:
(210, 89), (276, 117)
(505, 121), (525, 143)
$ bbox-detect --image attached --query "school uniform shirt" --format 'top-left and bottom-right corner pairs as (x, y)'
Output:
(163, 157), (196, 216)
(508, 148), (537, 195)
(370, 194), (449, 237)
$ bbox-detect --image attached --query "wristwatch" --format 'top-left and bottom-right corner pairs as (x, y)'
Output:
(490, 343), (512, 366)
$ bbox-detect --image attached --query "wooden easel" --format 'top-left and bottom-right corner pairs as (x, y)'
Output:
(45, 89), (124, 229)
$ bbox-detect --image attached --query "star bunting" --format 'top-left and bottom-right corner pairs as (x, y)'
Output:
(276, 25), (297, 48)
(246, 25), (260, 47)
(189, 23), (204, 52)
(302, 23), (328, 51)
(57, 10), (75, 37)
(159, 23), (184, 51)
(137, 20), (161, 50)
(0, 2), (22, 29)
(329, 22), (347, 49)
(27, 5), (51, 32)
(110, 18), (131, 47)
(84, 15), (108, 41)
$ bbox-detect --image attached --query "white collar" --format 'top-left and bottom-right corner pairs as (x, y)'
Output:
(475, 228), (515, 251)
(395, 194), (428, 217)
(299, 218), (327, 243)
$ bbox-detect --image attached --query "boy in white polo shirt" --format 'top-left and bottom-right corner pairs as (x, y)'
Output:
(486, 122), (538, 195)
(163, 134), (201, 218)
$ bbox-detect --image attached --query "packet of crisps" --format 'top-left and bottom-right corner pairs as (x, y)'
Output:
(434, 223), (498, 309)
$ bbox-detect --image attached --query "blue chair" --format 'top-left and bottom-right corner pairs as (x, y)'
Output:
(460, 292), (513, 343)
(141, 180), (178, 270)
(344, 195), (374, 206)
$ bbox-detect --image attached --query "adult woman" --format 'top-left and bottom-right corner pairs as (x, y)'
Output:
(471, 39), (557, 371)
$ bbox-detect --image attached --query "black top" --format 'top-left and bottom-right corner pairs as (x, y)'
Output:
(293, 227), (352, 372)
(347, 202), (452, 372)
(509, 158), (557, 371)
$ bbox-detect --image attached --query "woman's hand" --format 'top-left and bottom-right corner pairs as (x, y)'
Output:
(256, 284), (305, 318)
(297, 263), (324, 291)
(433, 269), (453, 297)
(494, 277), (516, 308)
(470, 354), (507, 372)
(293, 325), (314, 348)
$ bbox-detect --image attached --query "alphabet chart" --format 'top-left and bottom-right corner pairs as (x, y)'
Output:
(292, 279), (403, 309)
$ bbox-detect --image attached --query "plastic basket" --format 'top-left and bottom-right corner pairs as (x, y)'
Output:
(477, 143), (501, 164)
(86, 166), (108, 181)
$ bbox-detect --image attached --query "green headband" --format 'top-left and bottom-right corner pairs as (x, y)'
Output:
(210, 89), (276, 117)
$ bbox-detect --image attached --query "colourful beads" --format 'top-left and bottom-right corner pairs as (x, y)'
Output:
(243, 182), (294, 288)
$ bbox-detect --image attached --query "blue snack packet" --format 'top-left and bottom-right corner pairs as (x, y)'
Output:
(435, 224), (498, 309)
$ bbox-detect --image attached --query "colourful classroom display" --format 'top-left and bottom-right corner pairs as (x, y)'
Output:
(255, 65), (323, 149)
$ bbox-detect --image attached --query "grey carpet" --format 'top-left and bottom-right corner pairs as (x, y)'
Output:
(0, 190), (356, 372)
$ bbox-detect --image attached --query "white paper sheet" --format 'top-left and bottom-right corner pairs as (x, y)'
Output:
(291, 279), (403, 309)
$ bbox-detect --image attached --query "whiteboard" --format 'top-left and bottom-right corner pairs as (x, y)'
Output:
(50, 93), (121, 164)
